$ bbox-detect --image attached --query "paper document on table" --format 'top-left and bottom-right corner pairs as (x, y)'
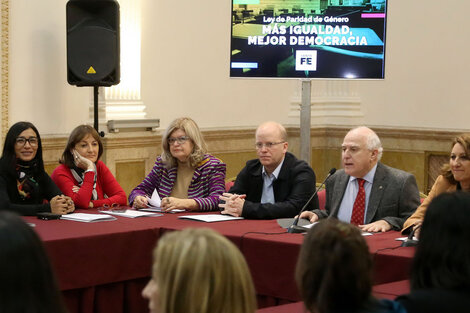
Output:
(179, 214), (244, 223)
(61, 213), (116, 222)
(99, 209), (162, 218)
(300, 222), (372, 235)
(301, 222), (318, 229)
(146, 189), (161, 207)
(396, 236), (418, 241)
(140, 207), (185, 214)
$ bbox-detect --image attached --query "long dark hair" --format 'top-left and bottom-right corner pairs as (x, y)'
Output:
(296, 219), (373, 313)
(0, 211), (67, 313)
(411, 192), (470, 290)
(59, 125), (103, 168)
(0, 121), (45, 175)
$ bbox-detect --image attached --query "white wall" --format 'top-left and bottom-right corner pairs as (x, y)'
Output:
(10, 0), (89, 136)
(6, 0), (470, 135)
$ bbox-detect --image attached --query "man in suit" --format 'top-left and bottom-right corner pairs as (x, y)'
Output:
(300, 126), (420, 232)
(219, 121), (318, 219)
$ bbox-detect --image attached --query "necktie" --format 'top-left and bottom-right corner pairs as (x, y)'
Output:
(351, 178), (365, 225)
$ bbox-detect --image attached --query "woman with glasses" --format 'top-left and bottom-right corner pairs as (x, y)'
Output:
(51, 125), (127, 209)
(129, 117), (226, 211)
(0, 121), (74, 215)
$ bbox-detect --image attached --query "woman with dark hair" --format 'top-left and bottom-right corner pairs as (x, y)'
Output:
(0, 121), (74, 215)
(51, 125), (126, 209)
(403, 134), (470, 234)
(0, 211), (68, 313)
(296, 219), (405, 313)
(129, 117), (226, 211)
(396, 192), (470, 313)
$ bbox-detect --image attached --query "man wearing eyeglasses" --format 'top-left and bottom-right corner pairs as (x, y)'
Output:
(219, 121), (318, 219)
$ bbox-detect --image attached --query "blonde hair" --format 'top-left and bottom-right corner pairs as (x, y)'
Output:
(161, 117), (207, 168)
(442, 134), (470, 185)
(152, 228), (256, 313)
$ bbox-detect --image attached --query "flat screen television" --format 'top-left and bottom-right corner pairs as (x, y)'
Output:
(230, 0), (388, 79)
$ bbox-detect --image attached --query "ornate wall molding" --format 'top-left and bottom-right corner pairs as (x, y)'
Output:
(289, 81), (364, 126)
(40, 126), (461, 193)
(1, 0), (9, 144)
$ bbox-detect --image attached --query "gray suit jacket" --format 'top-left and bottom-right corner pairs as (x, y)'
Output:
(312, 162), (420, 230)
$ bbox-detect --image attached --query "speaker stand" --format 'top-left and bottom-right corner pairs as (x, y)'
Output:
(93, 86), (105, 137)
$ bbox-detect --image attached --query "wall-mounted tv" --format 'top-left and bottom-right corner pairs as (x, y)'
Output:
(230, 0), (388, 79)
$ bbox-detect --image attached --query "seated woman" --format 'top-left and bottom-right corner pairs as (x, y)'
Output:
(142, 228), (256, 313)
(129, 117), (226, 211)
(0, 121), (74, 215)
(396, 192), (470, 313)
(52, 125), (127, 209)
(0, 211), (68, 313)
(296, 219), (406, 313)
(402, 134), (470, 234)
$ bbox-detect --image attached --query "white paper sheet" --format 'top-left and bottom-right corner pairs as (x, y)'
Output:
(396, 236), (418, 241)
(60, 213), (116, 223)
(99, 209), (162, 218)
(140, 207), (185, 214)
(147, 189), (161, 207)
(178, 214), (244, 223)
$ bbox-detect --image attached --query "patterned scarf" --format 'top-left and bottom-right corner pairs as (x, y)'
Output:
(16, 160), (39, 200)
(71, 164), (98, 200)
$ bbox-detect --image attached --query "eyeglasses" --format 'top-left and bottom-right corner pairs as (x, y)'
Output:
(255, 141), (285, 149)
(102, 203), (126, 212)
(168, 136), (190, 145)
(15, 137), (38, 147)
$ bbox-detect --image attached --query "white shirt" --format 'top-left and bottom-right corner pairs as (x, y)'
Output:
(260, 158), (285, 204)
(337, 164), (378, 224)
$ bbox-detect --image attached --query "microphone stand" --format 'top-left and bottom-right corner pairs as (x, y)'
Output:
(401, 224), (420, 247)
(287, 168), (336, 233)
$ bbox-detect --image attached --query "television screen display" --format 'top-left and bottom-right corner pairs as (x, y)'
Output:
(230, 0), (388, 79)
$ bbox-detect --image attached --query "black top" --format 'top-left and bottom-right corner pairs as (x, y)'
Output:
(0, 160), (61, 216)
(396, 288), (470, 313)
(229, 152), (318, 219)
(361, 298), (406, 313)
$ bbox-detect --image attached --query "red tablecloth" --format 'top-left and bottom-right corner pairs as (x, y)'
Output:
(23, 210), (415, 313)
(256, 280), (411, 313)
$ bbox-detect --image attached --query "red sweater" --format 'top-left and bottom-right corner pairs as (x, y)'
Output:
(51, 161), (127, 209)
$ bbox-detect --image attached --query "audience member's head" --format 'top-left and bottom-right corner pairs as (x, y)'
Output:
(255, 121), (288, 175)
(142, 228), (256, 313)
(410, 191), (470, 290)
(60, 124), (104, 167)
(341, 126), (383, 178)
(296, 219), (373, 313)
(1, 121), (45, 174)
(441, 134), (470, 186)
(0, 211), (67, 313)
(161, 117), (208, 168)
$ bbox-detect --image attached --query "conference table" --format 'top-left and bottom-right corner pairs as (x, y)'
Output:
(23, 210), (415, 313)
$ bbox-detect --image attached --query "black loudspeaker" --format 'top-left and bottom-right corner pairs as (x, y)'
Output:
(66, 0), (120, 86)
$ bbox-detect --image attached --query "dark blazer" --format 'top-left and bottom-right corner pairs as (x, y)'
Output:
(0, 162), (61, 216)
(229, 152), (318, 219)
(311, 162), (420, 230)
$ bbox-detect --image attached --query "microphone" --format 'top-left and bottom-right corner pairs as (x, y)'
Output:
(401, 224), (420, 247)
(287, 168), (336, 233)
